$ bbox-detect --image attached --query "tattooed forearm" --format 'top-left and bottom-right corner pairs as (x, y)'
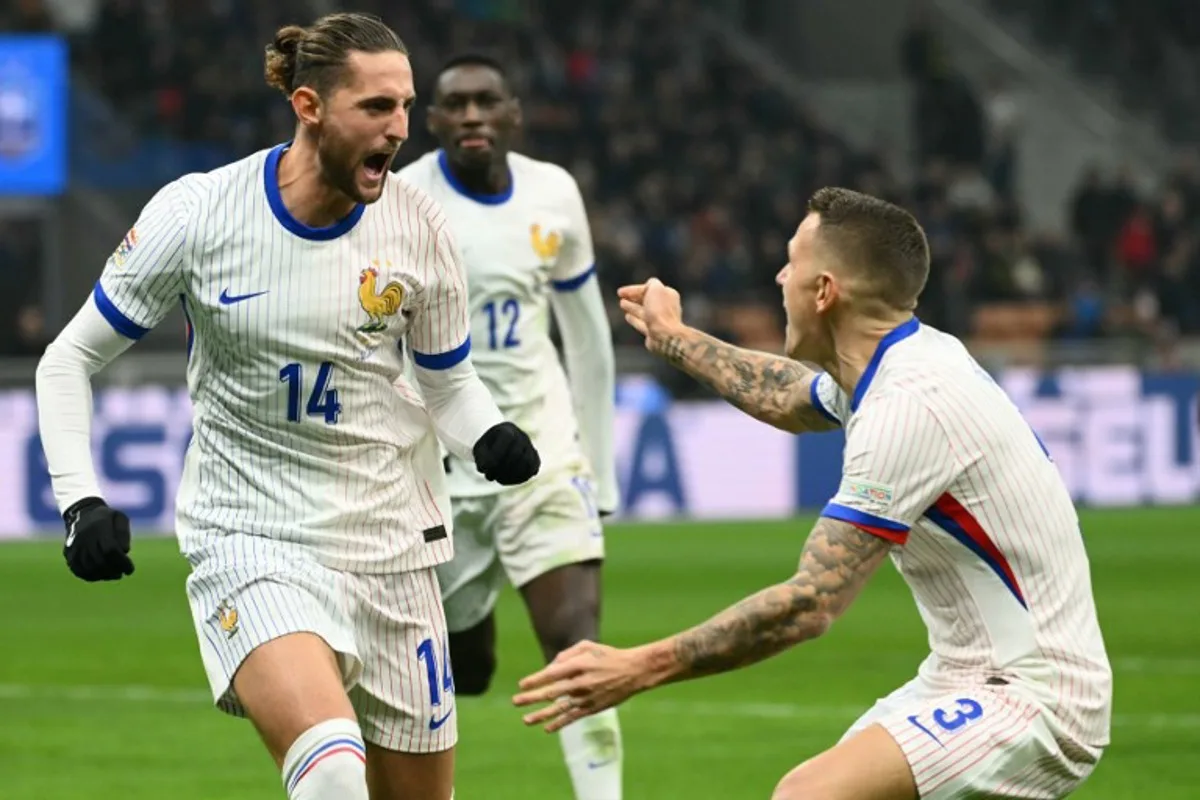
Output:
(646, 519), (892, 684)
(657, 328), (835, 433)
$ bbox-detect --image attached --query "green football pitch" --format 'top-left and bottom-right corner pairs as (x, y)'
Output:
(2, 509), (1197, 798)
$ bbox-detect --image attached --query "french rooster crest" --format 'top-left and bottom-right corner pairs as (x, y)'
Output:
(358, 262), (405, 333)
(530, 223), (562, 264)
(217, 603), (239, 639)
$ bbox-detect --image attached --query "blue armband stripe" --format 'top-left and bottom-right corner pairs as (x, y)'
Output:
(413, 336), (471, 370)
(92, 282), (149, 340)
(551, 264), (596, 292)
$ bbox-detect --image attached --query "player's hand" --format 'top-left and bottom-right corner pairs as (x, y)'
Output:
(62, 497), (135, 582)
(513, 640), (648, 733)
(617, 278), (685, 354)
(474, 422), (541, 485)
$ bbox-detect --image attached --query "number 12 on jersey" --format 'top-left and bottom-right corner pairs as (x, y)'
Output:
(483, 298), (521, 350)
(279, 361), (342, 424)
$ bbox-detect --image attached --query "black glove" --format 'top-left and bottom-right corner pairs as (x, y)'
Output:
(63, 497), (134, 582)
(473, 422), (540, 485)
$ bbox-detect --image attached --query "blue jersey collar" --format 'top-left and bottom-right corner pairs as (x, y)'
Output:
(264, 142), (365, 241)
(850, 317), (921, 412)
(437, 149), (514, 205)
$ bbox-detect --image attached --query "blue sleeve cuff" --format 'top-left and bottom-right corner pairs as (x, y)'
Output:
(551, 264), (596, 292)
(809, 373), (841, 425)
(413, 336), (471, 370)
(821, 502), (909, 532)
(92, 282), (149, 340)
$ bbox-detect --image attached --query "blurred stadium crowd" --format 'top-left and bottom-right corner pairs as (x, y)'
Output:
(3, 0), (1200, 360)
(991, 0), (1200, 143)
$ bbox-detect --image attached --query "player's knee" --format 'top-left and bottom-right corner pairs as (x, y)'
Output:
(282, 718), (368, 800)
(452, 651), (496, 695)
(448, 630), (496, 696)
(537, 595), (599, 659)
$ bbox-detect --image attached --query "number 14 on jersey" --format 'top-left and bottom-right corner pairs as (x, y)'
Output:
(279, 361), (342, 424)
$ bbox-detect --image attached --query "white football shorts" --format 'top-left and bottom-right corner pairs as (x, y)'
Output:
(183, 532), (456, 753)
(841, 676), (1103, 799)
(436, 463), (605, 632)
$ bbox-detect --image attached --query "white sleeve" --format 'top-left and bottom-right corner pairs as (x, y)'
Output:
(548, 173), (596, 290)
(810, 372), (851, 426)
(414, 360), (504, 462)
(410, 211), (472, 369)
(94, 180), (191, 338)
(407, 207), (505, 457)
(35, 302), (138, 512)
(35, 182), (191, 514)
(550, 272), (619, 512)
(819, 390), (958, 545)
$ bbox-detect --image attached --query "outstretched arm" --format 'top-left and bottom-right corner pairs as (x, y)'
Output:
(619, 279), (838, 433)
(513, 518), (891, 731)
(657, 325), (836, 434)
(650, 518), (889, 680)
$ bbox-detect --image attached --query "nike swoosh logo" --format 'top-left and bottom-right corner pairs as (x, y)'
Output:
(428, 707), (455, 731)
(65, 524), (77, 548)
(587, 759), (615, 769)
(219, 288), (268, 305)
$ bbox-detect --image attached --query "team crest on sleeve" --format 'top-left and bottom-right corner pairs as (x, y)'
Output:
(530, 223), (562, 265)
(357, 260), (405, 334)
(111, 228), (139, 266)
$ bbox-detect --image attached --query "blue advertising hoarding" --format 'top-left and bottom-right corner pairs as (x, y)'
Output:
(0, 367), (1196, 537)
(0, 35), (67, 196)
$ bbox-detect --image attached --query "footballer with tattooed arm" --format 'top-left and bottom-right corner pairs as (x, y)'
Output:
(513, 187), (1112, 800)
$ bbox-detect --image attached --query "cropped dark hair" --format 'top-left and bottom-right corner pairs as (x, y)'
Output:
(807, 187), (930, 311)
(436, 52), (511, 94)
(264, 12), (408, 98)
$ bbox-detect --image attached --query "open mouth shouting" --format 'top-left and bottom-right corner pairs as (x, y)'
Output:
(362, 150), (396, 184)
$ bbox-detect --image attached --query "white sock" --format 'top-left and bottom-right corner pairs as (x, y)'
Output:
(281, 718), (368, 800)
(558, 708), (623, 800)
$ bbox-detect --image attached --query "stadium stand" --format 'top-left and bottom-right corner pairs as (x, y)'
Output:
(3, 0), (1199, 366)
(990, 0), (1200, 143)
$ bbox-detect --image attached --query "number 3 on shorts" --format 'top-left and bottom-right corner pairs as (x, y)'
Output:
(907, 697), (984, 743)
(931, 697), (985, 731)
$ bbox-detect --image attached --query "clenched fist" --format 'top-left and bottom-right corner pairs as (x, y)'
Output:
(617, 278), (685, 354)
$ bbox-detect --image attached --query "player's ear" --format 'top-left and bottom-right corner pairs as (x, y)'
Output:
(291, 86), (323, 128)
(815, 272), (839, 313)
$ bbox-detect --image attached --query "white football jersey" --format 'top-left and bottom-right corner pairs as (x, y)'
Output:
(813, 319), (1112, 748)
(94, 144), (472, 573)
(398, 150), (597, 497)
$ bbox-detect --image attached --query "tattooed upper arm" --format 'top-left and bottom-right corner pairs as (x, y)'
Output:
(659, 517), (893, 682)
(657, 329), (839, 434)
(791, 517), (893, 620)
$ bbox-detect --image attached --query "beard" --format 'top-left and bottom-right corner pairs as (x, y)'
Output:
(316, 122), (375, 205)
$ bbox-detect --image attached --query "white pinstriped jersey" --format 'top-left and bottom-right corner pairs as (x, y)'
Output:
(94, 143), (471, 573)
(812, 319), (1112, 748)
(398, 150), (596, 497)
